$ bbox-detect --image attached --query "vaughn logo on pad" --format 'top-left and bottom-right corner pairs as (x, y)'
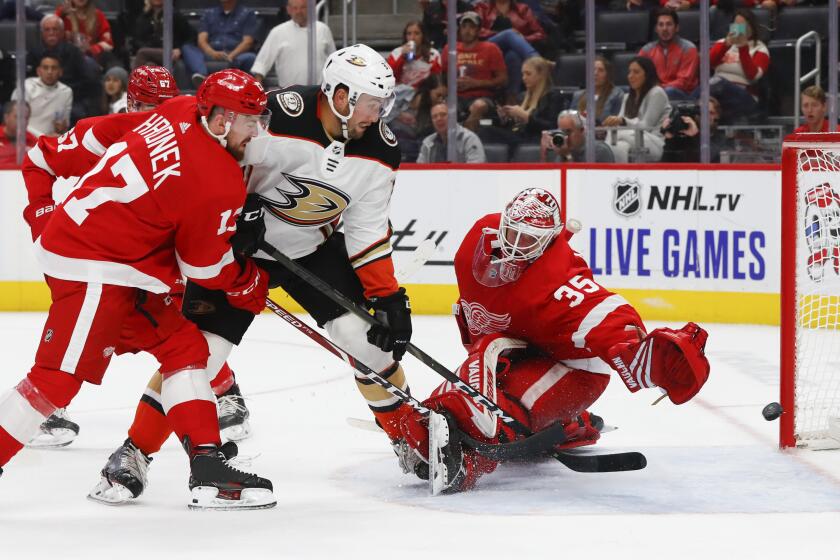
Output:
(613, 179), (642, 217)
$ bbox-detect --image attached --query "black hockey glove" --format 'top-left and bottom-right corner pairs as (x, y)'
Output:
(230, 194), (266, 257)
(367, 288), (412, 361)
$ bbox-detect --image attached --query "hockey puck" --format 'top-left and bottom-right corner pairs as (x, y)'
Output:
(762, 402), (783, 421)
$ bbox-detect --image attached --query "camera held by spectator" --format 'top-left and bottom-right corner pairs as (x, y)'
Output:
(661, 102), (699, 137)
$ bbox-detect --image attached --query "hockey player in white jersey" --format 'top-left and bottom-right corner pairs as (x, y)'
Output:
(91, 44), (415, 503)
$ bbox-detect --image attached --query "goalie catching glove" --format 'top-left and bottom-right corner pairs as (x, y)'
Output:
(224, 257), (269, 315)
(367, 288), (412, 361)
(607, 322), (710, 404)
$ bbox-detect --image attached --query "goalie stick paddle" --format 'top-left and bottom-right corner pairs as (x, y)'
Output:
(260, 241), (646, 473)
(263, 297), (567, 463)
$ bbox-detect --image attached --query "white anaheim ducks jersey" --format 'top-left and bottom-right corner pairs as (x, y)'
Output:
(241, 85), (402, 297)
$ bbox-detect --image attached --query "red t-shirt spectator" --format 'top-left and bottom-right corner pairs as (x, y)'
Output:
(56, 4), (114, 58)
(639, 37), (699, 94)
(0, 125), (37, 169)
(441, 41), (506, 99)
(794, 120), (840, 134)
(474, 1), (545, 44)
(659, 1), (759, 7)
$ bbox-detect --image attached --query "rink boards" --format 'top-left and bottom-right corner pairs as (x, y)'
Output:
(0, 164), (781, 324)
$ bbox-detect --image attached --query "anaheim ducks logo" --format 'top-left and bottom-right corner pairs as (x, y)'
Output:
(380, 120), (397, 147)
(263, 173), (350, 226)
(347, 55), (367, 67)
(460, 299), (511, 336)
(277, 91), (304, 117)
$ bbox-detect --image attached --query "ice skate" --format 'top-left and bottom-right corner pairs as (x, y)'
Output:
(187, 439), (275, 510)
(27, 408), (79, 448)
(217, 383), (251, 442)
(87, 438), (152, 505)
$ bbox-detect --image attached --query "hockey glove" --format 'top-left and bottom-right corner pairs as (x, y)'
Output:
(367, 288), (412, 361)
(23, 201), (56, 242)
(230, 194), (266, 257)
(225, 258), (269, 315)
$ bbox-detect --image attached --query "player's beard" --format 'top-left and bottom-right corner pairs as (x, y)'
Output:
(225, 138), (248, 161)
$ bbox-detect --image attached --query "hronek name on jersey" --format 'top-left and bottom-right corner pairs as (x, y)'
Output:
(133, 113), (182, 189)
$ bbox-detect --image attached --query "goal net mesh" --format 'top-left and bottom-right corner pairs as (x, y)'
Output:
(793, 147), (840, 446)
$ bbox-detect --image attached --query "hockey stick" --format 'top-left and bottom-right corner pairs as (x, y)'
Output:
(264, 296), (566, 462)
(260, 241), (647, 473)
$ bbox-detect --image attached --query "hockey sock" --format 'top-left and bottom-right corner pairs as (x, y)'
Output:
(160, 367), (220, 447)
(355, 364), (412, 440)
(126, 371), (171, 456)
(210, 362), (235, 396)
(0, 370), (81, 466)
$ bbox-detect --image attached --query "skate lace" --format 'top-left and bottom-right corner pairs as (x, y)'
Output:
(225, 452), (260, 470)
(118, 444), (150, 484)
(217, 394), (247, 418)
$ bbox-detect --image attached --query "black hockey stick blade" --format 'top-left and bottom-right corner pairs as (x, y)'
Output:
(552, 450), (647, 473)
(459, 422), (568, 462)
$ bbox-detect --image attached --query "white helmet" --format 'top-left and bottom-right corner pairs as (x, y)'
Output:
(321, 44), (396, 138)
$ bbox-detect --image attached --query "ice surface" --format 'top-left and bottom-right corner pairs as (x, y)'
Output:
(1, 313), (839, 559)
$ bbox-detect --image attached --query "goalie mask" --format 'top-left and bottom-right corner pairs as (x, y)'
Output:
(473, 188), (563, 287)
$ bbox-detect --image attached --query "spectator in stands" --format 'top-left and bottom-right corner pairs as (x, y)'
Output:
(484, 56), (564, 154)
(11, 54), (71, 137)
(182, 0), (258, 88)
(540, 109), (614, 163)
(708, 8), (769, 123)
(388, 21), (442, 90)
(570, 55), (623, 125)
(549, 0), (582, 53)
(252, 0), (335, 87)
(795, 85), (838, 133)
(412, 73), (448, 138)
(419, 0), (472, 49)
(101, 65), (127, 114)
(441, 11), (507, 131)
(29, 13), (98, 121)
(417, 102), (486, 163)
(602, 56), (670, 162)
(474, 0), (543, 99)
(56, 0), (118, 69)
(0, 101), (36, 168)
(639, 8), (698, 101)
(661, 97), (730, 162)
(131, 0), (193, 69)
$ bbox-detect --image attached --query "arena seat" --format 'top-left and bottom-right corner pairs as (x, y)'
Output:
(511, 144), (542, 163)
(774, 6), (830, 40)
(611, 51), (637, 88)
(553, 53), (587, 89)
(483, 143), (509, 163)
(595, 11), (650, 50)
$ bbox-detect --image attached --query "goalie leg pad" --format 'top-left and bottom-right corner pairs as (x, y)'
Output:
(608, 322), (710, 404)
(499, 358), (610, 433)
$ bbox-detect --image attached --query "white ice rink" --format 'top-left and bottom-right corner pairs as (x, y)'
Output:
(1, 312), (839, 559)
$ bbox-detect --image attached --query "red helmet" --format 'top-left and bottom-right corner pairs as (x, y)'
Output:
(196, 69), (267, 117)
(498, 188), (562, 262)
(127, 65), (179, 106)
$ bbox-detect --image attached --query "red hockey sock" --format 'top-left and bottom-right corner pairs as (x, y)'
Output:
(373, 402), (414, 441)
(127, 399), (172, 456)
(210, 363), (235, 396)
(0, 426), (24, 467)
(166, 400), (221, 448)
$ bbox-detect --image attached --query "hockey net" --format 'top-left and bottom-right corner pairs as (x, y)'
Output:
(781, 133), (840, 448)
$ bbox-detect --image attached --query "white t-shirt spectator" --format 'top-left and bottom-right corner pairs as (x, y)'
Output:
(11, 76), (72, 137)
(251, 20), (335, 87)
(110, 92), (127, 114)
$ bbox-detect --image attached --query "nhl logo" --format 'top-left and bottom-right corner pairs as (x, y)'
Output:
(44, 329), (53, 343)
(613, 179), (642, 217)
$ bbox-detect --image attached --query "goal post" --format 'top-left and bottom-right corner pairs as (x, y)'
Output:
(780, 133), (840, 449)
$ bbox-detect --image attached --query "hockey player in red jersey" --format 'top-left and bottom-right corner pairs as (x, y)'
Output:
(22, 65), (181, 448)
(91, 43), (416, 504)
(0, 69), (278, 510)
(396, 188), (711, 492)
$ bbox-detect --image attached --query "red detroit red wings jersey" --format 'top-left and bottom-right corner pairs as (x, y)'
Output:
(34, 96), (247, 294)
(22, 111), (152, 231)
(454, 213), (644, 366)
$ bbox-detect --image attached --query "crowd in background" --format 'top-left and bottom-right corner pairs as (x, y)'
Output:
(0, 0), (838, 166)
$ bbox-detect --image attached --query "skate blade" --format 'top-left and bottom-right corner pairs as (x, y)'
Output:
(27, 428), (77, 448)
(87, 478), (136, 506)
(188, 486), (276, 511)
(221, 421), (252, 442)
